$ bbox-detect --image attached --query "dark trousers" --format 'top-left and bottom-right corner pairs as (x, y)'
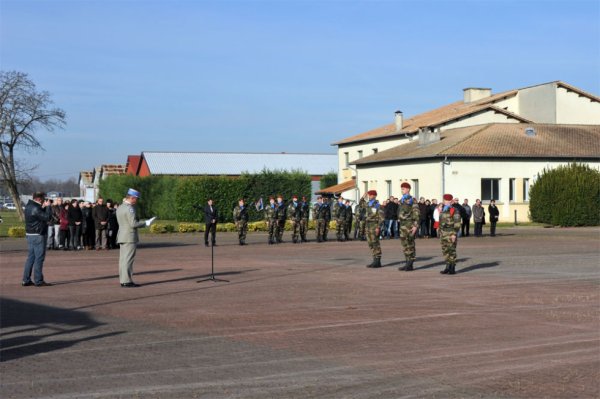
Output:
(23, 235), (47, 284)
(490, 221), (497, 236)
(69, 225), (81, 249)
(429, 218), (437, 238)
(204, 223), (216, 244)
(474, 222), (483, 236)
(59, 229), (69, 248)
(461, 219), (470, 236)
(419, 220), (429, 237)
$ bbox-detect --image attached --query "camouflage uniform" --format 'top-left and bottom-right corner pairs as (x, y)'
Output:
(321, 200), (331, 241)
(397, 196), (420, 270)
(344, 202), (353, 240)
(264, 203), (277, 244)
(354, 204), (366, 240)
(333, 200), (347, 241)
(439, 206), (462, 274)
(358, 197), (385, 267)
(299, 200), (310, 242)
(287, 200), (301, 243)
(233, 204), (249, 245)
(275, 201), (287, 243)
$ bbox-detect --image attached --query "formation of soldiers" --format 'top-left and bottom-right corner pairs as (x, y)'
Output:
(232, 183), (462, 275)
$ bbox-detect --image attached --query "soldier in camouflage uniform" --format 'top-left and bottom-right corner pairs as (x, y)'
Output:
(287, 195), (302, 243)
(233, 198), (250, 246)
(358, 190), (385, 268)
(344, 199), (353, 241)
(313, 197), (325, 242)
(333, 196), (347, 241)
(299, 196), (310, 242)
(439, 194), (463, 275)
(354, 203), (366, 241)
(321, 197), (331, 241)
(397, 182), (420, 271)
(264, 196), (278, 245)
(275, 195), (286, 243)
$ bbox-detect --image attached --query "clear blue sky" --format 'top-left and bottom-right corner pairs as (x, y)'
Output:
(1, 0), (599, 180)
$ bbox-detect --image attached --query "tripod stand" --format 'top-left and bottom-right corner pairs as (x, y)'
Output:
(197, 241), (229, 283)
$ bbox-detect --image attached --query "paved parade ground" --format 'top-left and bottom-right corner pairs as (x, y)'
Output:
(1, 227), (599, 398)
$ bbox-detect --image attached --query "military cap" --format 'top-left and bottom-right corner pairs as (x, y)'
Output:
(127, 188), (140, 198)
(443, 194), (453, 201)
(367, 190), (377, 196)
(400, 182), (411, 189)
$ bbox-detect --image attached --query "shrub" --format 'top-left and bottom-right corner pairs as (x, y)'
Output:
(149, 223), (176, 234)
(8, 226), (25, 238)
(529, 163), (600, 226)
(178, 223), (201, 233)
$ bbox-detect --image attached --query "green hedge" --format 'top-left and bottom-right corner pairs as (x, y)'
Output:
(529, 163), (600, 226)
(99, 170), (312, 223)
(319, 171), (338, 189)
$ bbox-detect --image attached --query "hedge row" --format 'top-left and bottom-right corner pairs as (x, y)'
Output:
(529, 163), (600, 226)
(99, 170), (312, 223)
(149, 220), (335, 234)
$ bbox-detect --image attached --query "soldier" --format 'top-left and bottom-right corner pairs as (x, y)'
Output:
(116, 188), (156, 287)
(275, 194), (286, 243)
(358, 190), (384, 268)
(344, 199), (353, 241)
(264, 196), (277, 245)
(333, 196), (346, 241)
(321, 197), (331, 241)
(397, 182), (420, 271)
(354, 202), (366, 241)
(299, 196), (310, 242)
(287, 195), (302, 243)
(439, 194), (463, 275)
(313, 197), (323, 242)
(233, 198), (249, 245)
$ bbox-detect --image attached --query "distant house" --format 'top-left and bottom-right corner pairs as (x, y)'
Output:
(79, 164), (126, 202)
(129, 151), (338, 200)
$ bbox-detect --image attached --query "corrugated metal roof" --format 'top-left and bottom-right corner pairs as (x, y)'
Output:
(141, 152), (338, 175)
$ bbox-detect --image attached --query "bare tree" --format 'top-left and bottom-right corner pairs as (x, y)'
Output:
(0, 71), (66, 220)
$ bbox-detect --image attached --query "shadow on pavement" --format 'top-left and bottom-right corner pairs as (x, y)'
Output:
(457, 261), (500, 274)
(384, 256), (436, 268)
(142, 269), (258, 286)
(0, 298), (125, 362)
(52, 268), (183, 286)
(414, 258), (470, 271)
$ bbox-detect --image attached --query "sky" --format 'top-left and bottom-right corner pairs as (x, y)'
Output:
(1, 0), (599, 180)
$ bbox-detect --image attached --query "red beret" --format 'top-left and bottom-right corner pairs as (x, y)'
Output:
(401, 182), (411, 189)
(367, 190), (377, 196)
(292, 195), (298, 199)
(443, 194), (453, 201)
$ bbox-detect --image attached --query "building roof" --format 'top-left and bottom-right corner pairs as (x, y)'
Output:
(100, 164), (126, 176)
(79, 171), (93, 185)
(140, 151), (337, 176)
(352, 123), (600, 165)
(334, 80), (600, 146)
(315, 179), (357, 195)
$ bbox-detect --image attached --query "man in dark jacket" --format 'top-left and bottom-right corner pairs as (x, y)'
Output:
(204, 198), (218, 247)
(93, 197), (110, 250)
(22, 192), (53, 286)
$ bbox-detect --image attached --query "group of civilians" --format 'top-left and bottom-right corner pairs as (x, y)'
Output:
(45, 197), (119, 251)
(379, 196), (500, 239)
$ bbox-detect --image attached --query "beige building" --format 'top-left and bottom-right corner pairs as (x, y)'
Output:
(330, 81), (600, 221)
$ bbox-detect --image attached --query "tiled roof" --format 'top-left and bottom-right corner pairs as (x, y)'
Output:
(334, 89), (521, 145)
(315, 179), (356, 195)
(141, 152), (337, 176)
(101, 164), (126, 176)
(353, 124), (600, 164)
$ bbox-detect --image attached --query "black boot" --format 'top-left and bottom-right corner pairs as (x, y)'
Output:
(372, 258), (382, 268)
(448, 264), (456, 275)
(366, 258), (376, 268)
(405, 258), (414, 271)
(440, 264), (450, 274)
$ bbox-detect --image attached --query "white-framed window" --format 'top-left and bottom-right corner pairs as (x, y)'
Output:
(481, 178), (500, 201)
(357, 150), (363, 159)
(386, 180), (392, 197)
(344, 152), (349, 167)
(509, 178), (516, 202)
(523, 178), (530, 202)
(411, 179), (419, 199)
(363, 181), (368, 195)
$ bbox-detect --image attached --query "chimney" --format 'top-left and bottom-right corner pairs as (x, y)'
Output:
(394, 110), (403, 132)
(463, 87), (492, 103)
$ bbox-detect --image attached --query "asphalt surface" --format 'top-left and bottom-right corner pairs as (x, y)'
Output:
(1, 227), (599, 398)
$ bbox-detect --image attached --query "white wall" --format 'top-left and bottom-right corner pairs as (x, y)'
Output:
(517, 83), (557, 123)
(556, 86), (600, 124)
(440, 109), (522, 130)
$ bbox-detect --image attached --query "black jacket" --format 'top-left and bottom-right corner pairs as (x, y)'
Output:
(93, 204), (109, 229)
(488, 205), (500, 222)
(25, 200), (52, 235)
(204, 204), (218, 224)
(67, 206), (83, 226)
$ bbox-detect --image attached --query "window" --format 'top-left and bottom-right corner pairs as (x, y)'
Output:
(509, 178), (516, 202)
(344, 152), (349, 167)
(523, 178), (530, 202)
(386, 180), (392, 197)
(411, 179), (419, 199)
(481, 178), (500, 201)
(363, 181), (368, 195)
(357, 150), (363, 159)
(372, 148), (378, 154)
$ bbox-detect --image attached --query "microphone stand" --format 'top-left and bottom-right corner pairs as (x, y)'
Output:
(197, 222), (228, 283)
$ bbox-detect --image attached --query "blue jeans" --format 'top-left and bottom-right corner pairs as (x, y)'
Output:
(23, 235), (47, 284)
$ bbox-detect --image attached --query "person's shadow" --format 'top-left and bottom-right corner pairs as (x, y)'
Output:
(384, 256), (435, 268)
(457, 262), (500, 274)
